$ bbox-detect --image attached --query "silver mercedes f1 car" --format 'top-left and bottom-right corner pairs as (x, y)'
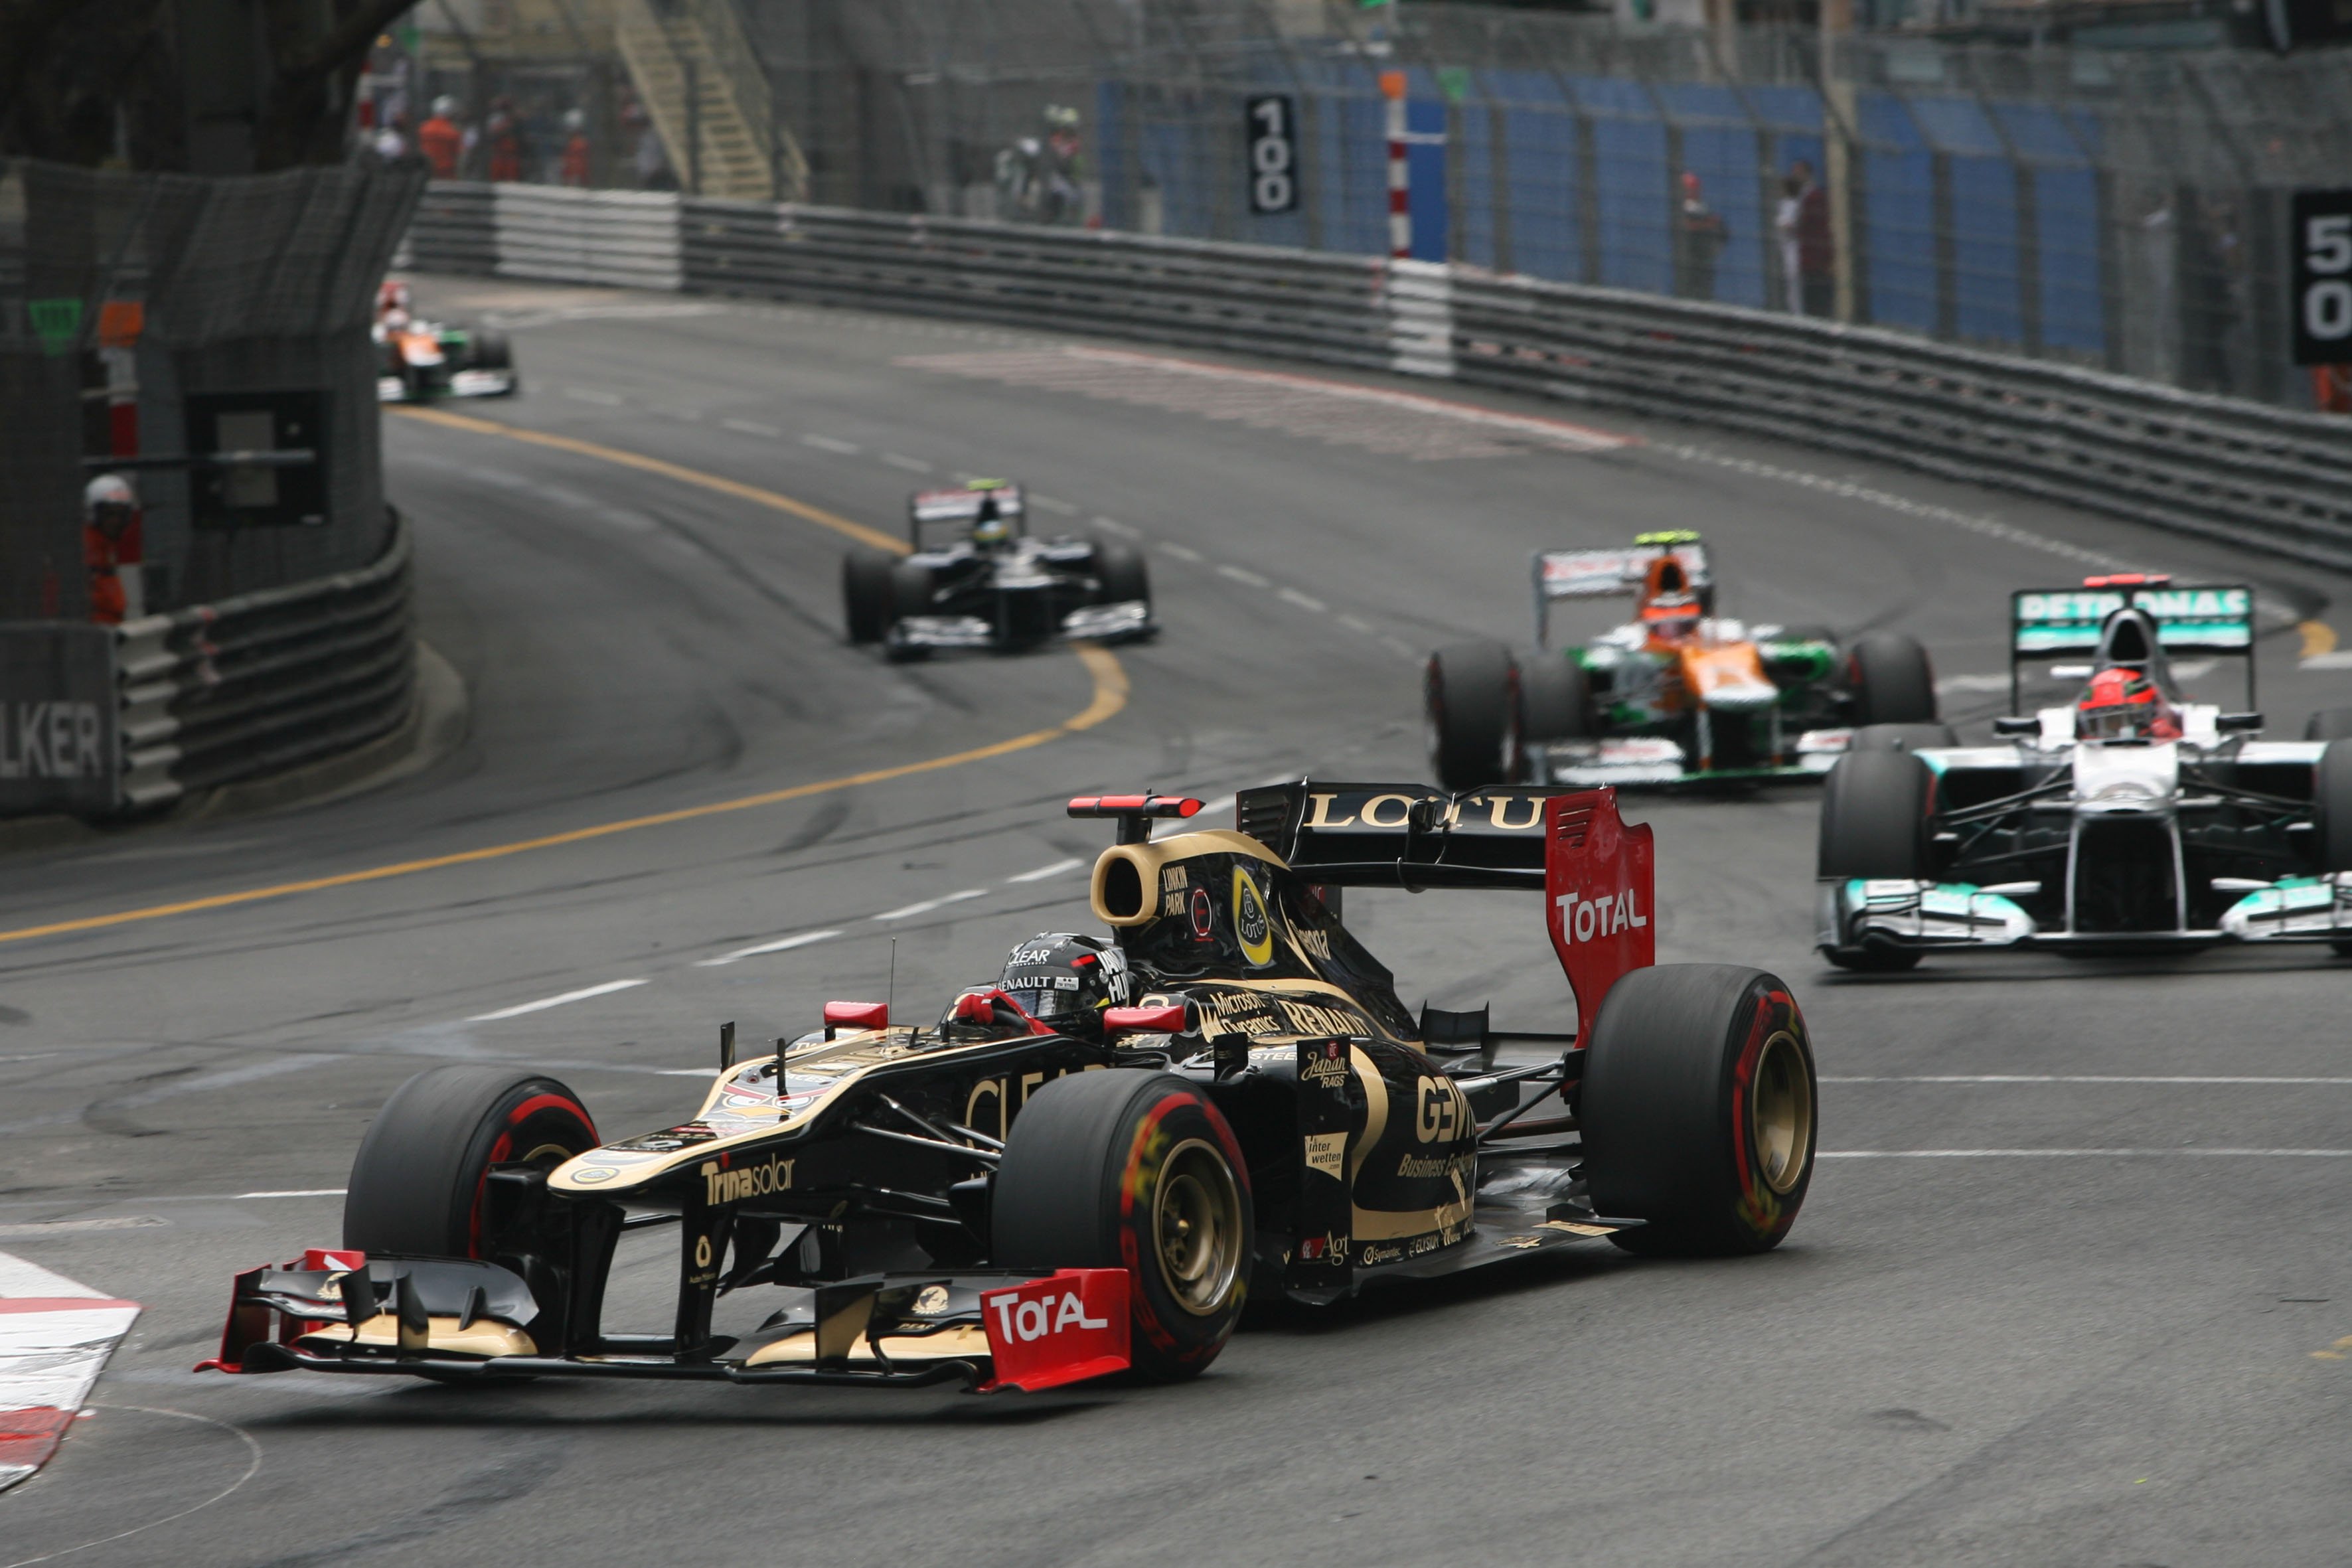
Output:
(1816, 574), (2352, 969)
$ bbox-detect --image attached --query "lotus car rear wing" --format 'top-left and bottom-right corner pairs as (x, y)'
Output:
(1235, 781), (1656, 1024)
(909, 481), (1024, 547)
(2009, 577), (2256, 710)
(1531, 533), (1711, 647)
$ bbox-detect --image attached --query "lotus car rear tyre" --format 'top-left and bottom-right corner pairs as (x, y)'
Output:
(1847, 633), (1938, 727)
(1581, 965), (1818, 1255)
(1850, 722), (1958, 753)
(1095, 540), (1150, 606)
(1427, 641), (1519, 791)
(842, 548), (896, 643)
(1515, 650), (1589, 745)
(993, 1069), (1253, 1382)
(344, 1065), (597, 1257)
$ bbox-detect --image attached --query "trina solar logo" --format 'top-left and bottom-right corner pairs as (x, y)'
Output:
(1555, 886), (1647, 945)
(701, 1154), (795, 1205)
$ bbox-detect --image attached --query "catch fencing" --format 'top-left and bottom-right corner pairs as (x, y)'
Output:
(0, 158), (422, 819)
(729, 1), (2352, 412)
(403, 180), (2352, 572)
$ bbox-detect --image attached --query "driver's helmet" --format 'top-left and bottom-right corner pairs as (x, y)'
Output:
(84, 473), (136, 532)
(2077, 667), (2177, 740)
(377, 280), (412, 318)
(1636, 554), (1702, 637)
(971, 495), (1012, 549)
(996, 933), (1131, 1041)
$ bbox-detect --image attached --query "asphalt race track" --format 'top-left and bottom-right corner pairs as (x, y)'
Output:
(5, 279), (2350, 1567)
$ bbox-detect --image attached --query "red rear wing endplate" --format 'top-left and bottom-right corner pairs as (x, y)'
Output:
(1543, 788), (1655, 1032)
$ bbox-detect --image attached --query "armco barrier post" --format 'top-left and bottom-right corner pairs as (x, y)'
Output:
(1383, 71), (1410, 261)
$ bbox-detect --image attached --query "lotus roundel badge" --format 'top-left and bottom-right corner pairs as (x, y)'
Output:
(1233, 867), (1273, 967)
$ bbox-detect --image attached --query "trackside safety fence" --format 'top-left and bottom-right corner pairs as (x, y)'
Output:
(404, 180), (2352, 572)
(111, 512), (414, 811)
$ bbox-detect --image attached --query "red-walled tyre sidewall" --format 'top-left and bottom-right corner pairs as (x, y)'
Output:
(343, 1066), (597, 1258)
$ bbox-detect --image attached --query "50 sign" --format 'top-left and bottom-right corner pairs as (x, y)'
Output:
(1245, 94), (1299, 216)
(2291, 189), (2352, 366)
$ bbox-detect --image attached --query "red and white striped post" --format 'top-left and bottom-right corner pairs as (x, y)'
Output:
(1381, 70), (1410, 260)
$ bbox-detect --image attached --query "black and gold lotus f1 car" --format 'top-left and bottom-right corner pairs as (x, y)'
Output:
(200, 785), (1818, 1394)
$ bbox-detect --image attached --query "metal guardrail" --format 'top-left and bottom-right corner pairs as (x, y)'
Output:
(112, 513), (414, 810)
(405, 182), (2352, 572)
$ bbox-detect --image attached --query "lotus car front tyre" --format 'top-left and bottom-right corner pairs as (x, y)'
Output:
(343, 1065), (597, 1257)
(992, 1069), (1252, 1382)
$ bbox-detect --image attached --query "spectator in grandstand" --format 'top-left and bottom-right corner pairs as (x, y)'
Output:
(1675, 171), (1727, 302)
(417, 96), (461, 180)
(560, 109), (592, 187)
(1773, 169), (1803, 312)
(1790, 159), (1834, 317)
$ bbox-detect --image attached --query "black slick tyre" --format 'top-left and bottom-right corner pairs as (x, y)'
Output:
(343, 1066), (597, 1257)
(992, 1069), (1252, 1382)
(1579, 965), (1817, 1256)
(1426, 641), (1519, 791)
(1819, 749), (1932, 879)
(1847, 633), (1938, 726)
(1516, 649), (1589, 744)
(1818, 749), (1932, 971)
(465, 328), (512, 370)
(1094, 540), (1150, 605)
(2315, 740), (2352, 957)
(1849, 722), (1958, 753)
(2306, 708), (2352, 742)
(842, 548), (896, 643)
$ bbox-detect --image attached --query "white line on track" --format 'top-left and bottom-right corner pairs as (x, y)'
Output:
(874, 889), (986, 921)
(467, 979), (648, 1022)
(1093, 515), (1139, 538)
(1278, 588), (1328, 613)
(1935, 674), (2011, 692)
(561, 386), (623, 406)
(2302, 652), (2352, 670)
(1006, 858), (1084, 884)
(722, 417), (781, 437)
(1029, 494), (1078, 515)
(802, 433), (860, 454)
(882, 452), (933, 473)
(695, 929), (843, 967)
(1820, 1148), (2352, 1158)
(1160, 542), (1202, 562)
(1336, 613), (1375, 635)
(1379, 635), (1420, 659)
(1823, 1075), (2352, 1085)
(1218, 564), (1271, 588)
(236, 1189), (346, 1198)
(1652, 441), (2134, 573)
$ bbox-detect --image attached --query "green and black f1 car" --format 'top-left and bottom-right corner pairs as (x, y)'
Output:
(1427, 532), (1941, 790)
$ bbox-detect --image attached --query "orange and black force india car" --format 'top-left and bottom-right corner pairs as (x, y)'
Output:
(1427, 532), (1940, 791)
(200, 786), (1817, 1394)
(373, 282), (516, 404)
(841, 481), (1154, 659)
(1817, 576), (2352, 969)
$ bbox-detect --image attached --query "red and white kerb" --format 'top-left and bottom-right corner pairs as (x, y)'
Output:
(1382, 70), (1410, 260)
(0, 1253), (141, 1492)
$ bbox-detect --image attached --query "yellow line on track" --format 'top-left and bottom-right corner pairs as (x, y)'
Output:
(2300, 621), (2338, 660)
(392, 405), (909, 555)
(0, 416), (1134, 947)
